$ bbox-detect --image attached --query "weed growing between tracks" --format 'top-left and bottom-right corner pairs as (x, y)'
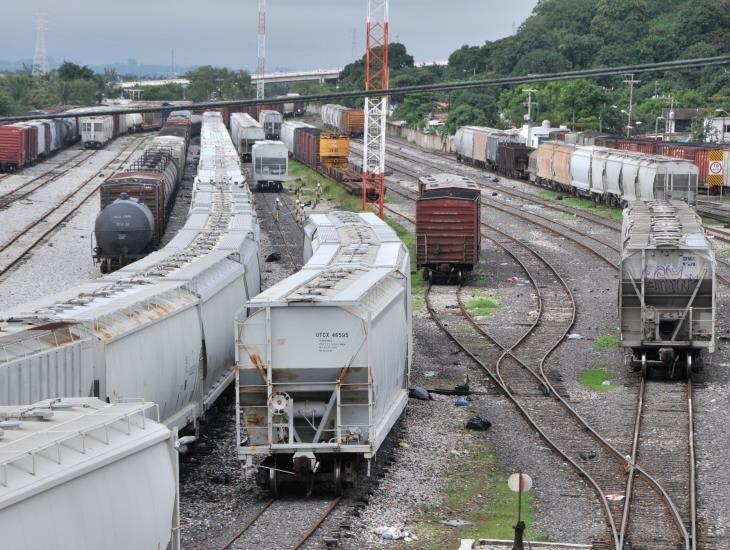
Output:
(580, 368), (616, 392)
(464, 290), (501, 317)
(412, 438), (548, 547)
(538, 190), (623, 222)
(595, 330), (619, 350)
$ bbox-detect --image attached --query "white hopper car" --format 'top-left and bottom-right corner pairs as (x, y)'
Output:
(251, 140), (288, 191)
(259, 109), (283, 140)
(620, 200), (715, 377)
(0, 111), (261, 432)
(0, 398), (179, 550)
(231, 112), (265, 162)
(235, 211), (412, 494)
(80, 115), (114, 149)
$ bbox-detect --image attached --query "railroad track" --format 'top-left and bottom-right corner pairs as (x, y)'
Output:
(220, 496), (342, 550)
(0, 136), (149, 279)
(620, 376), (697, 548)
(257, 190), (303, 271)
(0, 148), (98, 209)
(382, 182), (695, 548)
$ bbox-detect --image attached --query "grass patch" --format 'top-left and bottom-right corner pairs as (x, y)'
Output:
(288, 159), (361, 212)
(538, 190), (623, 222)
(719, 248), (730, 257)
(383, 217), (425, 308)
(595, 330), (619, 350)
(412, 440), (548, 547)
(580, 369), (615, 392)
(465, 291), (500, 317)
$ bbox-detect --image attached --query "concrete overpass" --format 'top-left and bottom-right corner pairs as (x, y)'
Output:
(251, 68), (341, 84)
(113, 69), (342, 99)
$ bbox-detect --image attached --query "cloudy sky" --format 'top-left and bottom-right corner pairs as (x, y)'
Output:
(4, 1), (537, 70)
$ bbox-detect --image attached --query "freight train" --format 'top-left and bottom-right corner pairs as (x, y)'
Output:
(93, 111), (192, 272)
(416, 174), (481, 283)
(281, 120), (381, 200)
(0, 111), (261, 435)
(235, 211), (411, 495)
(0, 111), (80, 171)
(620, 200), (715, 377)
(259, 109), (283, 140)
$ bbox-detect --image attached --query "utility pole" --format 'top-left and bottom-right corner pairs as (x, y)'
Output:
(522, 88), (537, 147)
(257, 0), (266, 100)
(623, 73), (640, 137)
(362, 0), (389, 216)
(32, 13), (49, 76)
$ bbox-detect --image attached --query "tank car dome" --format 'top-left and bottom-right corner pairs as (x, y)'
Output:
(94, 196), (155, 257)
(542, 119), (551, 128)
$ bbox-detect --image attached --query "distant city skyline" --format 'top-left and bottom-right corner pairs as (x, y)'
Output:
(2, 1), (537, 72)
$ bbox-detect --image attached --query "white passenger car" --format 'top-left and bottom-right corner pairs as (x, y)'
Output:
(235, 211), (412, 494)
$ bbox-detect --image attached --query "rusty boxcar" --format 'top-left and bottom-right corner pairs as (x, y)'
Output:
(416, 173), (481, 283)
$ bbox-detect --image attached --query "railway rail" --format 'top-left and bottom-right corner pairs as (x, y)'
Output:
(0, 148), (97, 209)
(220, 496), (342, 550)
(0, 136), (149, 279)
(380, 173), (696, 548)
(257, 190), (303, 271)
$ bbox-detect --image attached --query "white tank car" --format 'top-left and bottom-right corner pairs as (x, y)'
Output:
(235, 211), (412, 495)
(0, 111), (262, 432)
(230, 113), (265, 162)
(80, 115), (114, 149)
(251, 140), (288, 191)
(620, 200), (715, 377)
(0, 398), (179, 550)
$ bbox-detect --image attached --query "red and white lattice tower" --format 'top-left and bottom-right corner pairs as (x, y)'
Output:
(362, 0), (389, 214)
(256, 0), (266, 100)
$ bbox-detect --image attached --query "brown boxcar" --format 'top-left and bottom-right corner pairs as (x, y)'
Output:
(497, 143), (533, 180)
(340, 110), (364, 137)
(416, 174), (481, 283)
(0, 125), (31, 170)
(294, 127), (322, 169)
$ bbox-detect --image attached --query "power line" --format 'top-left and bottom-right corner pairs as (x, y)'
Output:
(5, 54), (729, 122)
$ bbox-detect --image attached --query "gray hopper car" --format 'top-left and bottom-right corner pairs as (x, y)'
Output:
(620, 200), (715, 377)
(235, 211), (412, 495)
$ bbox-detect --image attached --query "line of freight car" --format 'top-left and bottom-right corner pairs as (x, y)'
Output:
(282, 121), (381, 200)
(321, 104), (365, 138)
(251, 140), (288, 191)
(93, 112), (192, 272)
(259, 109), (283, 140)
(0, 111), (261, 435)
(235, 211), (410, 495)
(0, 116), (80, 171)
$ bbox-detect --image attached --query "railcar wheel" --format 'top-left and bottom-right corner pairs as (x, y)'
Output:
(269, 457), (280, 497)
(422, 268), (430, 281)
(685, 353), (692, 380)
(640, 352), (648, 378)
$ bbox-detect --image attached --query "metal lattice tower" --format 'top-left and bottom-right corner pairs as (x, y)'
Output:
(32, 13), (49, 76)
(361, 0), (389, 215)
(256, 0), (266, 100)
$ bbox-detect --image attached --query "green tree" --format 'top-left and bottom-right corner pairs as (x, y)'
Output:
(57, 61), (95, 81)
(443, 104), (488, 135)
(185, 66), (251, 101)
